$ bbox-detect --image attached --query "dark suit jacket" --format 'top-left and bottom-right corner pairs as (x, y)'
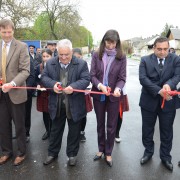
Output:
(26, 59), (36, 96)
(90, 51), (126, 102)
(139, 53), (180, 112)
(41, 56), (90, 122)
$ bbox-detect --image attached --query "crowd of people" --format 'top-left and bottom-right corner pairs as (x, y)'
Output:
(0, 18), (180, 172)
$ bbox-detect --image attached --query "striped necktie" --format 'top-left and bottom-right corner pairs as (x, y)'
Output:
(159, 59), (163, 72)
(2, 43), (7, 84)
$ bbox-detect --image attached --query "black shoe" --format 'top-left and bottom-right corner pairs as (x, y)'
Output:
(106, 159), (113, 167)
(162, 160), (173, 171)
(80, 133), (86, 142)
(43, 156), (57, 165)
(140, 155), (152, 165)
(178, 161), (180, 166)
(26, 136), (30, 143)
(68, 156), (77, 166)
(42, 132), (49, 140)
(93, 153), (103, 161)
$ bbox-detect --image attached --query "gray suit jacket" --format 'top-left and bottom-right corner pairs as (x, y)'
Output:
(139, 53), (180, 112)
(0, 38), (30, 104)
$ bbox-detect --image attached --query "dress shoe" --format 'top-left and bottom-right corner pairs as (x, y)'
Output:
(105, 156), (113, 167)
(0, 155), (12, 165)
(68, 156), (77, 166)
(140, 155), (152, 165)
(93, 153), (103, 161)
(42, 132), (49, 140)
(162, 160), (173, 171)
(178, 161), (180, 166)
(43, 156), (57, 165)
(13, 156), (25, 166)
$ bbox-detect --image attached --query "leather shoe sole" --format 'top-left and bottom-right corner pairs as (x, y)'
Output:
(13, 156), (25, 166)
(43, 156), (57, 165)
(140, 155), (152, 165)
(162, 160), (173, 171)
(0, 155), (12, 165)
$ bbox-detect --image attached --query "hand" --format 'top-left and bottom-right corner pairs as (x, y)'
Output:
(113, 88), (121, 97)
(36, 85), (41, 90)
(63, 86), (73, 94)
(53, 82), (62, 94)
(99, 84), (110, 96)
(2, 83), (13, 93)
(163, 84), (171, 92)
(159, 89), (172, 101)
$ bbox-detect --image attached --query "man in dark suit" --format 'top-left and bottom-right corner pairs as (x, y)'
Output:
(0, 19), (30, 166)
(139, 37), (180, 171)
(41, 39), (90, 166)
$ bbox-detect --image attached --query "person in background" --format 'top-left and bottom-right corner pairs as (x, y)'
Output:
(169, 47), (176, 54)
(115, 85), (129, 143)
(36, 48), (41, 54)
(47, 41), (58, 57)
(73, 48), (88, 142)
(25, 58), (36, 143)
(36, 48), (52, 140)
(42, 39), (90, 166)
(0, 19), (30, 166)
(139, 37), (180, 171)
(90, 29), (126, 167)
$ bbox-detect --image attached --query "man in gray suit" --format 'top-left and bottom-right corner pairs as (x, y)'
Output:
(0, 19), (30, 166)
(42, 39), (90, 166)
(139, 37), (180, 171)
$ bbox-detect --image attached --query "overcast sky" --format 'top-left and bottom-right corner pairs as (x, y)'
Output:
(79, 0), (180, 43)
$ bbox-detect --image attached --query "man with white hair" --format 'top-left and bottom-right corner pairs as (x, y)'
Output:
(41, 39), (90, 166)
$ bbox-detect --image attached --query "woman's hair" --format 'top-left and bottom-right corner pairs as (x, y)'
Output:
(41, 48), (53, 56)
(98, 29), (123, 60)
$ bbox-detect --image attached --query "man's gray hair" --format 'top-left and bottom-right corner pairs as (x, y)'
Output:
(57, 39), (72, 50)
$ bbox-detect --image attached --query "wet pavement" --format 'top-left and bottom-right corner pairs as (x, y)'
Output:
(0, 59), (180, 180)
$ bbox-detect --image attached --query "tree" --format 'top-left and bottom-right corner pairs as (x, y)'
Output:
(161, 23), (174, 37)
(39, 0), (81, 40)
(0, 0), (40, 37)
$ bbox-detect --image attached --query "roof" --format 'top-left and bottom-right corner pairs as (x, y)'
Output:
(166, 28), (180, 40)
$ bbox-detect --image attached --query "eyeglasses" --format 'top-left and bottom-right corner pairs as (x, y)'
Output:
(156, 48), (169, 52)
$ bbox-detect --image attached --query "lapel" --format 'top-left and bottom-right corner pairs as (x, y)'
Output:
(151, 54), (160, 74)
(6, 38), (16, 67)
(68, 57), (78, 83)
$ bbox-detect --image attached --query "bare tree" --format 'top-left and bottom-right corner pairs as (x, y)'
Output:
(40, 0), (81, 39)
(0, 0), (40, 29)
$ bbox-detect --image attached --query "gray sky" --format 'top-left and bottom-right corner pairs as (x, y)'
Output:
(79, 0), (180, 43)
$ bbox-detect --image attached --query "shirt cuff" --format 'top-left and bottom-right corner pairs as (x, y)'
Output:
(97, 83), (103, 90)
(10, 81), (16, 87)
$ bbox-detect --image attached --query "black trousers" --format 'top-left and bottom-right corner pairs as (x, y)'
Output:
(81, 116), (87, 132)
(115, 113), (123, 138)
(48, 107), (81, 157)
(43, 112), (52, 133)
(25, 95), (32, 136)
(141, 107), (176, 161)
(0, 92), (26, 156)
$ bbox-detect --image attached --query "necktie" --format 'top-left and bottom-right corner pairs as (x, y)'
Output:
(159, 59), (163, 72)
(2, 43), (7, 84)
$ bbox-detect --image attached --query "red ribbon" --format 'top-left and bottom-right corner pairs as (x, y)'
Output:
(161, 90), (180, 109)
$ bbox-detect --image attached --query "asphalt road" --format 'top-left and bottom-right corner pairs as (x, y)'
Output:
(0, 58), (180, 180)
